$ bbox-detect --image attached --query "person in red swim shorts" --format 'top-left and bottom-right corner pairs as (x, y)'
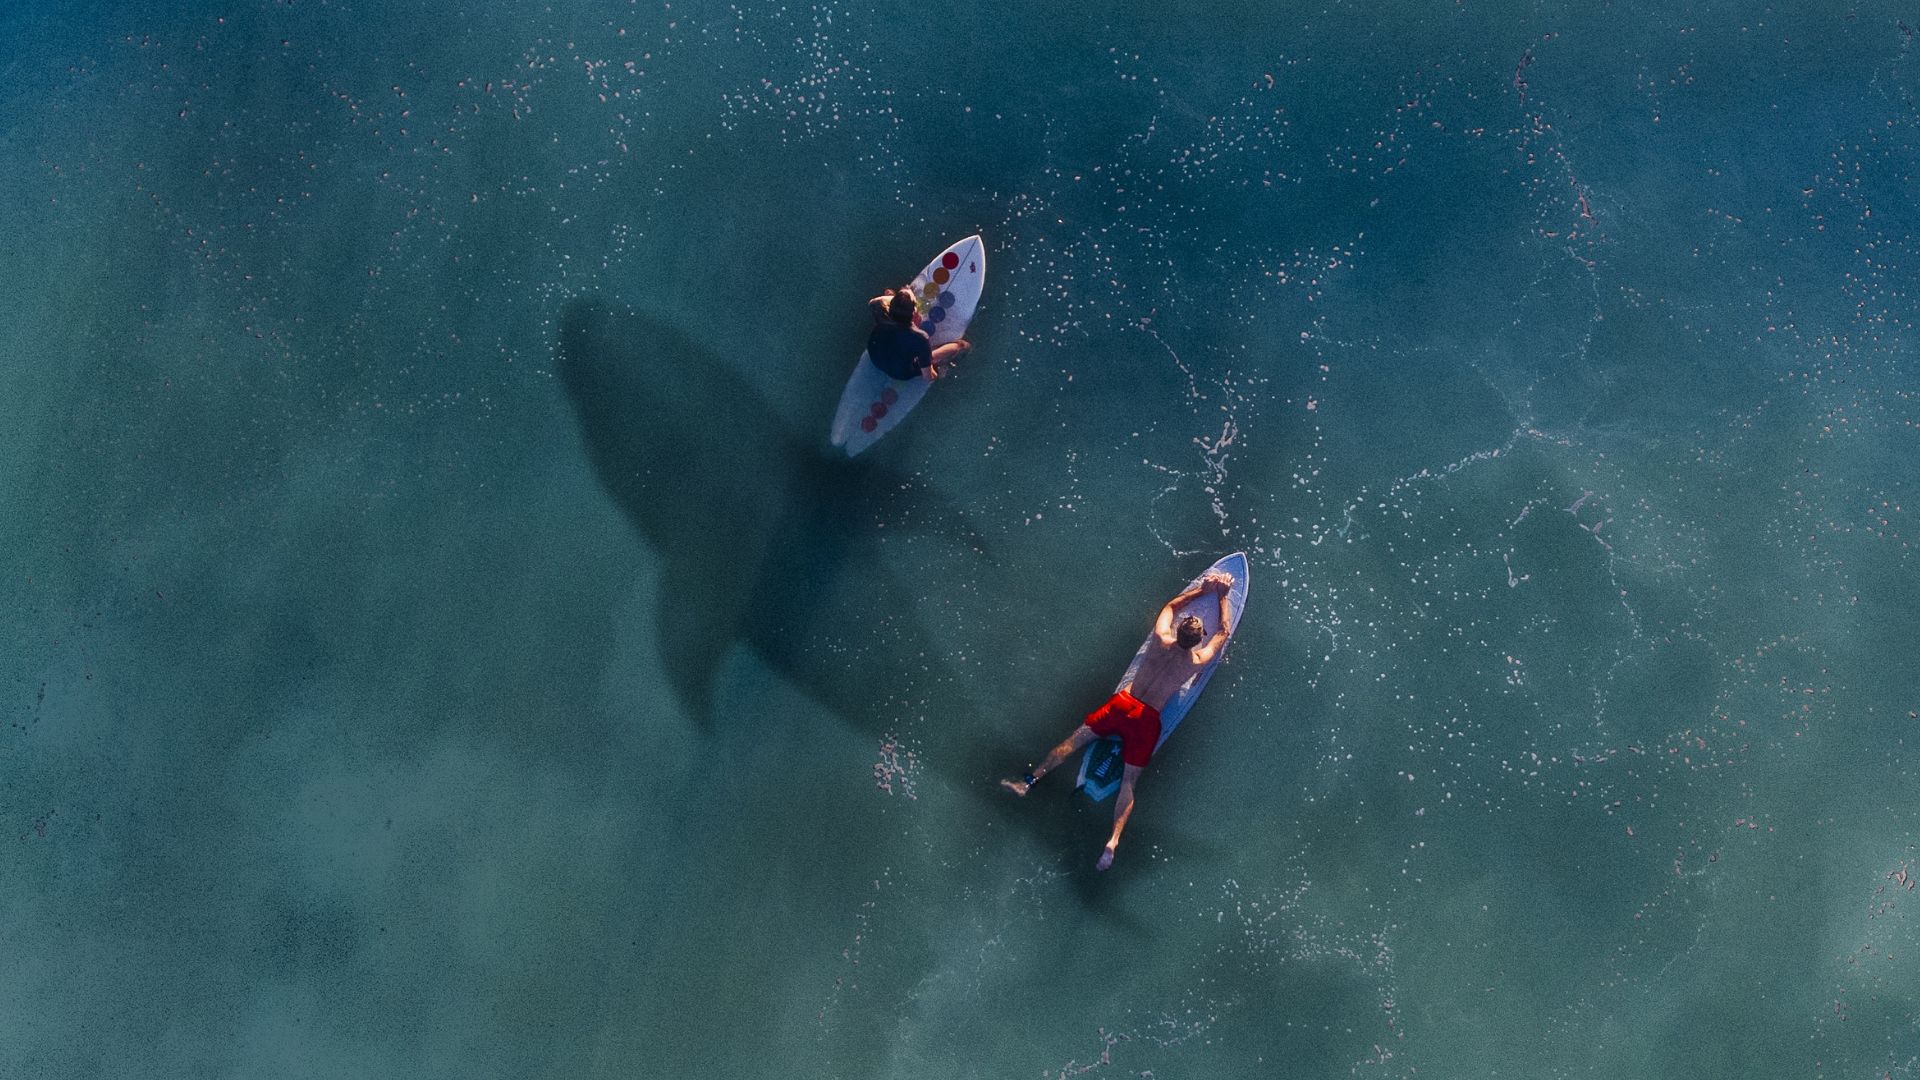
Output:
(1001, 568), (1235, 870)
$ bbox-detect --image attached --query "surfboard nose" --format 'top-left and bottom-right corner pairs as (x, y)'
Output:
(961, 234), (986, 275)
(1226, 551), (1249, 580)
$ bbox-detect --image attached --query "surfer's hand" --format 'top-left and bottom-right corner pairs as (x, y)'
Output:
(1096, 843), (1117, 871)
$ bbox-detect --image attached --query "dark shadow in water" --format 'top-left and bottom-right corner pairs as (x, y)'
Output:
(555, 298), (1165, 923)
(556, 297), (964, 718)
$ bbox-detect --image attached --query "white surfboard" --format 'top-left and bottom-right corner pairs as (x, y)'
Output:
(1076, 552), (1251, 802)
(829, 234), (986, 456)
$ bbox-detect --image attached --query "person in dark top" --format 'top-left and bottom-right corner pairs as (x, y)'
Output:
(866, 287), (970, 381)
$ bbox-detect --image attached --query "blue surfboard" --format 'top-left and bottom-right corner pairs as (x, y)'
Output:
(1075, 552), (1250, 802)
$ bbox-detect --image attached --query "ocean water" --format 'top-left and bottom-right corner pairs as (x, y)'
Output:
(6, 1), (1920, 1076)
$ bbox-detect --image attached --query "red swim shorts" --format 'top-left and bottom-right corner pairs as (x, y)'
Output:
(1085, 690), (1163, 768)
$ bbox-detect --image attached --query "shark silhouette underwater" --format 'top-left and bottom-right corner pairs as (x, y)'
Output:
(554, 296), (988, 736)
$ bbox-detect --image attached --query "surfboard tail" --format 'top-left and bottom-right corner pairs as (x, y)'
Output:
(1077, 737), (1126, 802)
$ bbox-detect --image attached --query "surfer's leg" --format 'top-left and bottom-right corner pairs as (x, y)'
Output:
(1097, 764), (1145, 871)
(927, 340), (970, 380)
(1001, 725), (1097, 796)
(931, 340), (970, 364)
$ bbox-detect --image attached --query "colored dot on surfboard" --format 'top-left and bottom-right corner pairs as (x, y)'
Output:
(941, 252), (959, 269)
(870, 402), (889, 418)
(920, 282), (939, 298)
(939, 290), (955, 306)
(879, 387), (899, 404)
(932, 267), (950, 285)
(926, 306), (945, 324)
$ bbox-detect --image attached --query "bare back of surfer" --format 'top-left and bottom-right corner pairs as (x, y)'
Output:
(1001, 569), (1235, 870)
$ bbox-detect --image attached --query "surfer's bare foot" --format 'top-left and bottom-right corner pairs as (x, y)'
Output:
(1000, 778), (1031, 797)
(1097, 844), (1117, 871)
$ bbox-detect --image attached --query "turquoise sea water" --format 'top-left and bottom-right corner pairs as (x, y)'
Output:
(6, 1), (1920, 1076)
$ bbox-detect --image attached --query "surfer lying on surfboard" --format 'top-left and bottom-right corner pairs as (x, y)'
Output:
(1001, 569), (1236, 870)
(866, 287), (970, 381)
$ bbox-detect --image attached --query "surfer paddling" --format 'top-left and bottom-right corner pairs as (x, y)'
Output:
(1002, 569), (1236, 870)
(867, 287), (970, 382)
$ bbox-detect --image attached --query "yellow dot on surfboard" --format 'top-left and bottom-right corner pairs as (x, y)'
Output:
(920, 281), (939, 298)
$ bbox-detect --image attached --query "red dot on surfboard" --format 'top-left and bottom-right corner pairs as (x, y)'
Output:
(870, 402), (888, 418)
(942, 252), (959, 269)
(860, 415), (877, 432)
(879, 387), (899, 404)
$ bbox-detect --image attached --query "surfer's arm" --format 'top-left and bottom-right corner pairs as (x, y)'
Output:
(1154, 585), (1207, 645)
(1190, 588), (1234, 664)
(1099, 765), (1144, 869)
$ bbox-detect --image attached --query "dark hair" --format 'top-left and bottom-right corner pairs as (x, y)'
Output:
(1175, 615), (1205, 649)
(887, 288), (917, 326)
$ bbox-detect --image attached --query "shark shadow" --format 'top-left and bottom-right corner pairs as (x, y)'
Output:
(554, 296), (982, 730)
(557, 297), (1204, 933)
